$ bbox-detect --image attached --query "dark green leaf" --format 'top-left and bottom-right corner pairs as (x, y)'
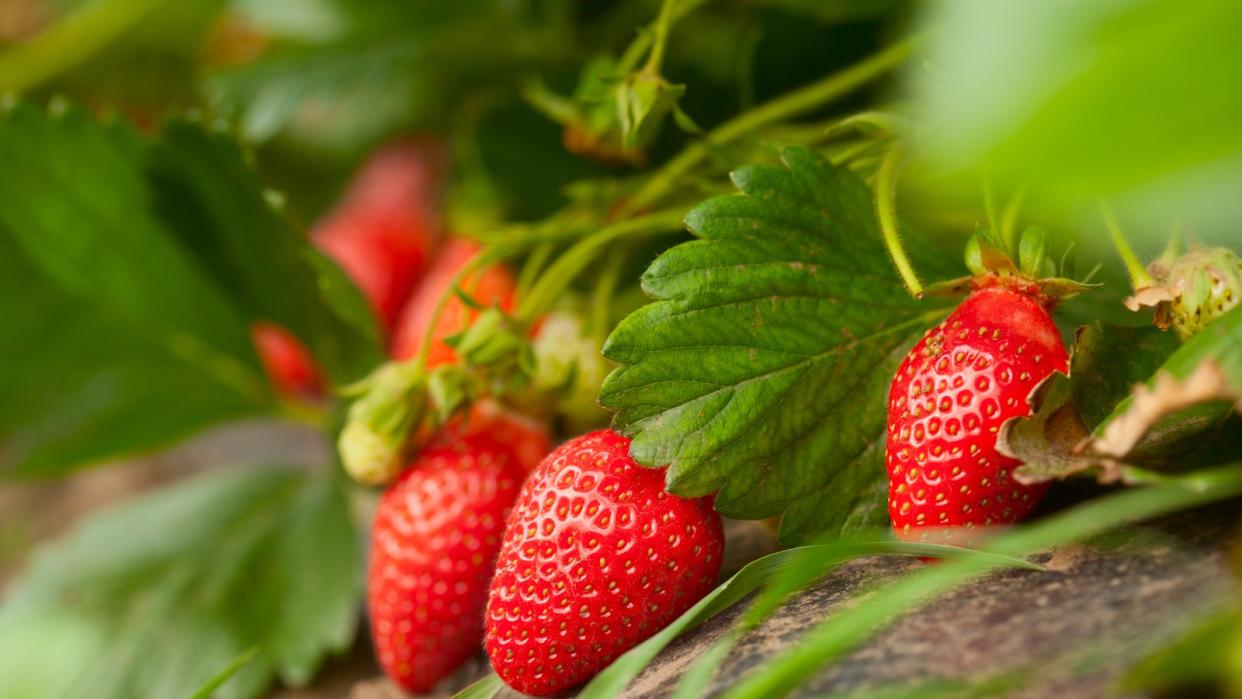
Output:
(1121, 610), (1242, 694)
(0, 466), (359, 699)
(148, 119), (382, 383)
(600, 146), (951, 543)
(1001, 320), (1226, 483)
(0, 101), (379, 475)
(1069, 324), (1180, 429)
(1093, 304), (1242, 459)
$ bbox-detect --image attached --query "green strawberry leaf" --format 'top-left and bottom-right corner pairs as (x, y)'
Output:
(0, 101), (380, 476)
(600, 146), (952, 544)
(0, 466), (359, 699)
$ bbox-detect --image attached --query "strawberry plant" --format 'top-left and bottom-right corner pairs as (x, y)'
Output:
(1, 1), (1241, 698)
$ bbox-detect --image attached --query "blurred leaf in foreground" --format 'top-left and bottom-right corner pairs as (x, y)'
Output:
(0, 101), (379, 476)
(0, 466), (358, 699)
(908, 0), (1242, 242)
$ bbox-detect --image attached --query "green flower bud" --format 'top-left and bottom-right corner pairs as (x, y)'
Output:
(1131, 245), (1242, 341)
(338, 363), (426, 486)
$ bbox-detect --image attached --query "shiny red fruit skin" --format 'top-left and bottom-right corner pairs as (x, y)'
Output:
(485, 430), (724, 696)
(367, 432), (528, 693)
(390, 238), (518, 365)
(314, 141), (444, 334)
(886, 287), (1069, 541)
(250, 321), (321, 397)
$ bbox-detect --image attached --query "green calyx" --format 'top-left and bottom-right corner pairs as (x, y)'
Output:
(337, 363), (426, 486)
(940, 226), (1092, 303)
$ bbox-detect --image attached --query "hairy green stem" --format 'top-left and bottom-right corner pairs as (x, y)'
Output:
(617, 0), (712, 73)
(875, 143), (923, 298)
(0, 0), (164, 91)
(1000, 183), (1028, 249)
(518, 209), (687, 322)
(619, 35), (918, 217)
(643, 0), (678, 74)
(1100, 200), (1154, 290)
(591, 251), (627, 344)
(410, 244), (514, 373)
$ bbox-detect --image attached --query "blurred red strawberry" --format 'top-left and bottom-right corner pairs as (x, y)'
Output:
(250, 321), (321, 397)
(314, 140), (446, 333)
(390, 239), (518, 367)
(255, 140), (445, 396)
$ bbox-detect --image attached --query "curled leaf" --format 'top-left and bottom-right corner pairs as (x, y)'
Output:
(1094, 361), (1242, 458)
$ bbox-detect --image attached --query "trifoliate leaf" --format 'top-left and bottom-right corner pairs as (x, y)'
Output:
(0, 467), (359, 699)
(601, 147), (951, 544)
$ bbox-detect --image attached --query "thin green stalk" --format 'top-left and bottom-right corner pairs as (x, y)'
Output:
(876, 143), (923, 298)
(982, 171), (1002, 250)
(620, 35), (918, 216)
(617, 0), (712, 73)
(189, 647), (260, 699)
(518, 209), (687, 322)
(1000, 182), (1028, 248)
(643, 0), (678, 74)
(516, 242), (556, 298)
(1100, 200), (1155, 290)
(0, 0), (164, 91)
(409, 244), (514, 373)
(591, 251), (627, 344)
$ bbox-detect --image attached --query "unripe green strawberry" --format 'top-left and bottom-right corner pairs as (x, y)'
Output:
(886, 286), (1068, 541)
(1148, 245), (1242, 341)
(484, 430), (723, 696)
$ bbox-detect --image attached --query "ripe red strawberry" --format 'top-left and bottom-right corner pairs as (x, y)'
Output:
(390, 238), (518, 366)
(254, 141), (443, 395)
(314, 140), (444, 334)
(886, 285), (1069, 541)
(485, 430), (724, 696)
(250, 321), (321, 397)
(367, 428), (535, 693)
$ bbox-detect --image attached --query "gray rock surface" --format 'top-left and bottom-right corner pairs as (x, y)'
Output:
(620, 508), (1239, 698)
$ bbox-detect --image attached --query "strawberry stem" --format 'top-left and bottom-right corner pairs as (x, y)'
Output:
(518, 208), (686, 322)
(642, 0), (678, 75)
(619, 35), (918, 217)
(1099, 200), (1155, 290)
(411, 244), (513, 374)
(875, 143), (923, 298)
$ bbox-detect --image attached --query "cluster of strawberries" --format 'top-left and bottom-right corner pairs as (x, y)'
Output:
(254, 140), (1085, 696)
(252, 144), (726, 696)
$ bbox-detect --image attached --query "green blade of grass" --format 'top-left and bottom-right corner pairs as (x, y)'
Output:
(451, 673), (502, 699)
(187, 646), (259, 699)
(579, 540), (1036, 699)
(722, 463), (1242, 699)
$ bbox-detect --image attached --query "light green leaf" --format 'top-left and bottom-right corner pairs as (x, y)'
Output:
(600, 146), (951, 543)
(452, 674), (503, 699)
(910, 0), (1242, 242)
(0, 466), (360, 699)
